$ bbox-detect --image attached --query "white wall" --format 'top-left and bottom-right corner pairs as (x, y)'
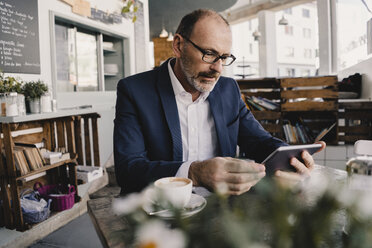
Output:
(3, 0), (151, 165)
(338, 57), (372, 100)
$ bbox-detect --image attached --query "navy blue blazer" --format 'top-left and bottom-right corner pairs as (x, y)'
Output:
(114, 59), (286, 194)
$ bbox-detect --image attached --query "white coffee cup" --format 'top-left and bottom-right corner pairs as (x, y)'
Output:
(154, 177), (192, 208)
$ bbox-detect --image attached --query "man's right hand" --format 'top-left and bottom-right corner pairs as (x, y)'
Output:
(188, 157), (266, 195)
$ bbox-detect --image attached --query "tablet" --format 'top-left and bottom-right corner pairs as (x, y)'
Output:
(262, 144), (322, 175)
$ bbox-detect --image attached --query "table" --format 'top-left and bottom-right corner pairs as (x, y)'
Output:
(87, 165), (349, 248)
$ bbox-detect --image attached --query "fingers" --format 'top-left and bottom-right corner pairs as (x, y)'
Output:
(223, 158), (265, 173)
(225, 179), (262, 195)
(275, 170), (303, 181)
(315, 141), (326, 152)
(225, 171), (266, 184)
(287, 150), (315, 176)
(274, 171), (304, 189)
(191, 157), (266, 195)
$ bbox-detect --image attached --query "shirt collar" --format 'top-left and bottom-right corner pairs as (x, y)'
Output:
(168, 59), (210, 102)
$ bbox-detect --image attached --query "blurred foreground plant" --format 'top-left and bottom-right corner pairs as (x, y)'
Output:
(113, 178), (372, 248)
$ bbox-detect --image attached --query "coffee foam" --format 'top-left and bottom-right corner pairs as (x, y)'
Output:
(155, 178), (190, 188)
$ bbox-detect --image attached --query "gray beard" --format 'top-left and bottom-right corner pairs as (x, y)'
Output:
(180, 57), (218, 93)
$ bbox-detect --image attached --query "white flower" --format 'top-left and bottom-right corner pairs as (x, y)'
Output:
(112, 192), (145, 215)
(135, 220), (186, 248)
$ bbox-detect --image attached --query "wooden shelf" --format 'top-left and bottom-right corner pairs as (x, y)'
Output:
(0, 112), (101, 231)
(338, 101), (372, 144)
(238, 76), (339, 145)
(16, 158), (76, 183)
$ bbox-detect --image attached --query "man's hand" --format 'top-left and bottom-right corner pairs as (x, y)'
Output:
(188, 157), (266, 195)
(274, 141), (326, 187)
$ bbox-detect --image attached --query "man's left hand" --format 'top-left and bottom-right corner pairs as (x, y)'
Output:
(274, 141), (326, 187)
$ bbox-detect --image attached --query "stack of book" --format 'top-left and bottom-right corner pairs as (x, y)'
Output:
(244, 96), (279, 111)
(283, 121), (336, 144)
(13, 145), (45, 176)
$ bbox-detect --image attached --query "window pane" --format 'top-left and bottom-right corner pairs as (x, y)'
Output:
(336, 0), (372, 70)
(55, 23), (77, 92)
(231, 18), (259, 79)
(103, 35), (124, 91)
(276, 1), (319, 77)
(76, 31), (98, 91)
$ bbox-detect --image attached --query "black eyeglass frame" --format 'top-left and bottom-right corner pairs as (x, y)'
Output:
(183, 36), (236, 66)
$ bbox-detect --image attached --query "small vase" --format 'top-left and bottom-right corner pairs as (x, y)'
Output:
(28, 98), (41, 114)
(40, 93), (52, 113)
(5, 92), (18, 117)
(17, 94), (26, 116)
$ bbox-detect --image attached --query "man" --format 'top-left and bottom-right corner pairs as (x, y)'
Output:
(114, 9), (325, 195)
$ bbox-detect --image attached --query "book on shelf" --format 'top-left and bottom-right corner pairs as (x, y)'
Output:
(282, 120), (337, 144)
(251, 96), (279, 110)
(314, 122), (337, 142)
(14, 145), (45, 171)
(282, 121), (313, 144)
(40, 148), (70, 165)
(12, 147), (31, 175)
(244, 96), (279, 111)
(245, 96), (265, 111)
(241, 94), (251, 110)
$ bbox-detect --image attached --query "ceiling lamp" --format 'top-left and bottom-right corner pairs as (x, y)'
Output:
(252, 30), (261, 41)
(278, 15), (288, 25)
(159, 27), (168, 38)
(167, 32), (174, 41)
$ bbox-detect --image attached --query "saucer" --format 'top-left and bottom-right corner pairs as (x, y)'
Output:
(142, 190), (207, 219)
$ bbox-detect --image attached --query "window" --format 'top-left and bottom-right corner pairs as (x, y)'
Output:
(336, 0), (372, 70)
(301, 69), (311, 76)
(285, 47), (295, 57)
(303, 28), (311, 39)
(276, 2), (318, 78)
(286, 68), (296, 76)
(54, 19), (125, 92)
(302, 9), (310, 18)
(231, 18), (259, 78)
(304, 48), (312, 58)
(55, 23), (98, 92)
(284, 8), (292, 15)
(315, 49), (319, 57)
(285, 26), (293, 36)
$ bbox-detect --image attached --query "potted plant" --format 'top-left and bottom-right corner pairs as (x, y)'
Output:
(0, 72), (24, 116)
(22, 80), (48, 114)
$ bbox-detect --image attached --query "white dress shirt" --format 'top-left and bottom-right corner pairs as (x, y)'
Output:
(168, 60), (218, 196)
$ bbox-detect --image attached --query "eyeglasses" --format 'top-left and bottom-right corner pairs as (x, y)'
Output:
(183, 37), (236, 66)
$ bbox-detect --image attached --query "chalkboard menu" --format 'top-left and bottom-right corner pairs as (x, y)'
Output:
(0, 0), (40, 74)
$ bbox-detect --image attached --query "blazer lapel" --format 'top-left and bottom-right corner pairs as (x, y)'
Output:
(156, 61), (183, 161)
(208, 87), (232, 156)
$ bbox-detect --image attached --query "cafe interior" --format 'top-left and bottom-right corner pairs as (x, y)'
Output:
(1, 0), (372, 247)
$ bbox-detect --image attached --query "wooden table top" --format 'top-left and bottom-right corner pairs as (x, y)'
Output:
(87, 186), (130, 248)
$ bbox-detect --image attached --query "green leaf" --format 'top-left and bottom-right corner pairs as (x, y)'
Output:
(132, 15), (137, 23)
(122, 6), (130, 13)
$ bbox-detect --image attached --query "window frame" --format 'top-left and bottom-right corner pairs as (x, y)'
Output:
(49, 11), (130, 97)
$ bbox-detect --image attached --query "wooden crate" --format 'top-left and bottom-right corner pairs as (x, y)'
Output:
(238, 78), (283, 139)
(338, 101), (372, 144)
(0, 113), (101, 231)
(280, 76), (339, 144)
(280, 76), (338, 111)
